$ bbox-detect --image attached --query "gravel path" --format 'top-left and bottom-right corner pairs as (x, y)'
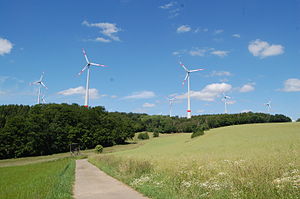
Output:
(74, 159), (148, 199)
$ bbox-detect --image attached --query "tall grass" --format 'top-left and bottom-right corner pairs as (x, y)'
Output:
(89, 123), (300, 199)
(0, 158), (75, 199)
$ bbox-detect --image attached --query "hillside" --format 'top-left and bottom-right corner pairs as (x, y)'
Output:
(90, 123), (300, 199)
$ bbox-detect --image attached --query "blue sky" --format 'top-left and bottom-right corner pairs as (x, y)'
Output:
(0, 0), (299, 120)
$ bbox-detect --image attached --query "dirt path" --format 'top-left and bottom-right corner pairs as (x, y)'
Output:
(74, 159), (148, 199)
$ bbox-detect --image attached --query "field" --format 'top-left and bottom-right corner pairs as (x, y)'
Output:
(90, 123), (300, 199)
(0, 158), (75, 199)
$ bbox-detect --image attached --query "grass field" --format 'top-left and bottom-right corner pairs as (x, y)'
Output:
(0, 158), (75, 199)
(90, 123), (300, 199)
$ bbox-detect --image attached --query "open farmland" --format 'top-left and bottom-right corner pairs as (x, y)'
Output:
(90, 123), (300, 199)
(0, 158), (75, 199)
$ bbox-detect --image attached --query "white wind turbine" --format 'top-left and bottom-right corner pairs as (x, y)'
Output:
(166, 96), (176, 117)
(264, 100), (271, 113)
(179, 61), (204, 119)
(31, 72), (47, 104)
(79, 48), (108, 107)
(222, 93), (231, 114)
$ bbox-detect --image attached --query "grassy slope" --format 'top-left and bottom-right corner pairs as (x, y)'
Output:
(0, 158), (75, 199)
(90, 123), (300, 199)
(115, 123), (299, 160)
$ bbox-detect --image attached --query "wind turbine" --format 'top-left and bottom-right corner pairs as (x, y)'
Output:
(31, 72), (47, 104)
(166, 96), (176, 117)
(264, 100), (271, 113)
(222, 93), (231, 114)
(41, 95), (46, 104)
(179, 61), (204, 119)
(79, 48), (108, 107)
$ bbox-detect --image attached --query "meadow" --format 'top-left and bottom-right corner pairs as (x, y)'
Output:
(0, 158), (75, 199)
(89, 123), (300, 199)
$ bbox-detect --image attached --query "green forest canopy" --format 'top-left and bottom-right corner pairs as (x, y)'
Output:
(0, 103), (291, 159)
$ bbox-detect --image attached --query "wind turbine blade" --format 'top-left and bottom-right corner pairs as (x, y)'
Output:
(82, 48), (89, 63)
(78, 64), (88, 75)
(39, 72), (44, 82)
(179, 62), (189, 72)
(90, 63), (108, 67)
(40, 82), (48, 89)
(189, 69), (204, 72)
(182, 73), (189, 86)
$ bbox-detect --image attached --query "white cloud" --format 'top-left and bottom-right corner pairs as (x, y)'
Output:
(177, 25), (191, 33)
(241, 109), (252, 113)
(210, 71), (232, 77)
(111, 95), (118, 98)
(95, 37), (111, 43)
(226, 100), (236, 105)
(177, 83), (232, 101)
(57, 86), (100, 99)
(248, 39), (284, 58)
(195, 27), (209, 33)
(82, 20), (121, 41)
(142, 103), (156, 108)
(159, 2), (176, 9)
(239, 83), (255, 93)
(189, 48), (206, 56)
(232, 34), (241, 38)
(214, 29), (224, 34)
(211, 50), (229, 57)
(281, 78), (300, 92)
(124, 91), (156, 99)
(0, 38), (13, 56)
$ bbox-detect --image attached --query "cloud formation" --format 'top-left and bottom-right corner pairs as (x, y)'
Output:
(177, 25), (191, 33)
(142, 102), (156, 108)
(281, 78), (300, 92)
(232, 34), (241, 38)
(210, 71), (232, 77)
(82, 20), (121, 42)
(177, 83), (232, 101)
(239, 83), (255, 93)
(0, 38), (13, 56)
(57, 86), (100, 99)
(124, 91), (156, 99)
(211, 50), (229, 57)
(248, 39), (284, 58)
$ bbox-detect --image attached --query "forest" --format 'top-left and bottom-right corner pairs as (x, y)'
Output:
(0, 104), (291, 159)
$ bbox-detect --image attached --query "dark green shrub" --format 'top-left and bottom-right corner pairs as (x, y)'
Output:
(297, 118), (300, 122)
(191, 130), (204, 138)
(95, 145), (103, 153)
(153, 131), (159, 137)
(137, 132), (149, 140)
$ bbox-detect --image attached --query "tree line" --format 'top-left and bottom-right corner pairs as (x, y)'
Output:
(0, 104), (291, 159)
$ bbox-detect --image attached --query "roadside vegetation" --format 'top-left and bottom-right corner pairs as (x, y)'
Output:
(90, 123), (300, 199)
(0, 158), (75, 199)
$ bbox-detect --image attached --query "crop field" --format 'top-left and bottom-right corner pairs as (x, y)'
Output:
(0, 158), (75, 199)
(90, 123), (300, 199)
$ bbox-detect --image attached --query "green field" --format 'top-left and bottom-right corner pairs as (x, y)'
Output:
(0, 158), (75, 199)
(90, 123), (300, 199)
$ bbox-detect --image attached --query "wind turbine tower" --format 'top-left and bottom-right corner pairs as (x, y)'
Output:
(79, 48), (108, 107)
(265, 101), (271, 113)
(222, 94), (231, 114)
(179, 61), (204, 119)
(167, 96), (176, 117)
(31, 72), (47, 104)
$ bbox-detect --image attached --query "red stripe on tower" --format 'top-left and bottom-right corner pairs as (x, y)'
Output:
(187, 110), (191, 112)
(84, 105), (88, 108)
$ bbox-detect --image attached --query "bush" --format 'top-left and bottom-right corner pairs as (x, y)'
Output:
(138, 132), (149, 140)
(297, 118), (300, 122)
(191, 130), (204, 139)
(153, 131), (159, 137)
(95, 145), (103, 153)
